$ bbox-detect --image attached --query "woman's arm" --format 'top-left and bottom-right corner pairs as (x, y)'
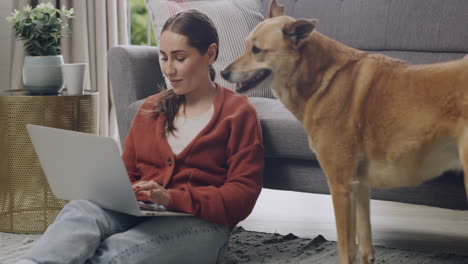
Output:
(122, 121), (141, 182)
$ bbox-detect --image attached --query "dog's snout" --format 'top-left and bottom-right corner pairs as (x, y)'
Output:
(220, 69), (231, 81)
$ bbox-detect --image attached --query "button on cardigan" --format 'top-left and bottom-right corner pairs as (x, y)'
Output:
(122, 84), (264, 230)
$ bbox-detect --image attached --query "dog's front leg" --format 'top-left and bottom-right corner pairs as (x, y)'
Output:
(328, 179), (357, 264)
(457, 138), (468, 207)
(355, 183), (375, 264)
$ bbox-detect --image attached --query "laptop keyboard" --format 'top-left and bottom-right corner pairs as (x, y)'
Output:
(138, 201), (167, 212)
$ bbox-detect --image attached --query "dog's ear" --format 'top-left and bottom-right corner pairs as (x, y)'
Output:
(283, 19), (317, 45)
(268, 0), (285, 18)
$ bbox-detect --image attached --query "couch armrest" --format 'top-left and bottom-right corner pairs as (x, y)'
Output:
(108, 45), (165, 145)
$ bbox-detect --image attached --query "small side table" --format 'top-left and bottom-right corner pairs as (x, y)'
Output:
(0, 90), (99, 233)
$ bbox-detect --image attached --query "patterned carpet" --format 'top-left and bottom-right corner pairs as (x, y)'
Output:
(0, 232), (40, 264)
(1, 227), (468, 264)
(224, 227), (468, 264)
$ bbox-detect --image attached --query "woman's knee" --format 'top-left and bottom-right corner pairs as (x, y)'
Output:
(55, 200), (105, 222)
(67, 199), (99, 209)
(65, 200), (104, 215)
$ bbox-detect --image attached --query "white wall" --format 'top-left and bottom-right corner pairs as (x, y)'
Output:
(0, 0), (13, 90)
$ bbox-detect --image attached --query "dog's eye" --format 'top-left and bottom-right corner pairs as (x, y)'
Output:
(252, 45), (262, 54)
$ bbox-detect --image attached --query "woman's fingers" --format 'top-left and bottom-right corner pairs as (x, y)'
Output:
(132, 180), (161, 191)
(139, 189), (162, 196)
(132, 180), (170, 206)
(138, 189), (167, 205)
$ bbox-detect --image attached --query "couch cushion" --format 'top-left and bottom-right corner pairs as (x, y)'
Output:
(263, 0), (468, 53)
(249, 97), (316, 161)
(370, 50), (467, 64)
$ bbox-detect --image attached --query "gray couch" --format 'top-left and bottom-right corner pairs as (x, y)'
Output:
(108, 0), (468, 210)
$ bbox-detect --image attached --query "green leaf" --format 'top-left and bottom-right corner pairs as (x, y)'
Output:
(8, 3), (74, 55)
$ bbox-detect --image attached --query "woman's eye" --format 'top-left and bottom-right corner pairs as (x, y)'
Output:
(176, 58), (186, 62)
(252, 45), (262, 54)
(161, 57), (168, 62)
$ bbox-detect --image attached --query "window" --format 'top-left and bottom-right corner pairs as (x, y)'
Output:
(129, 0), (157, 46)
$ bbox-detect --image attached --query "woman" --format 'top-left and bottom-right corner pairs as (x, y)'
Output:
(18, 9), (264, 264)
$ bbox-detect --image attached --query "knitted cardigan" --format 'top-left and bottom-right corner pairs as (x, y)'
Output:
(122, 84), (264, 230)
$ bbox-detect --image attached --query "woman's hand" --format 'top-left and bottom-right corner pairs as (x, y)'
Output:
(132, 180), (170, 207)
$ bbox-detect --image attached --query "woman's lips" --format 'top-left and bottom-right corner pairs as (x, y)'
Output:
(170, 79), (182, 86)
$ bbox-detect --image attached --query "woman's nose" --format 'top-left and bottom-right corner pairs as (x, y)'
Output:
(164, 62), (176, 76)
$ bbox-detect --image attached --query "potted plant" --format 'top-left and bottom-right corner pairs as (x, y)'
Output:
(7, 3), (74, 95)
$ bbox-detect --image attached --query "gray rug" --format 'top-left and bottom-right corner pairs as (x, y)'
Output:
(223, 227), (468, 264)
(0, 232), (41, 264)
(2, 228), (468, 264)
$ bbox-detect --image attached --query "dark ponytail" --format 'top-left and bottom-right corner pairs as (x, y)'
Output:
(152, 9), (219, 135)
(209, 64), (216, 81)
(156, 89), (185, 134)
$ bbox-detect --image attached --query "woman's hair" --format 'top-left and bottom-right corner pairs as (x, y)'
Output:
(154, 9), (219, 135)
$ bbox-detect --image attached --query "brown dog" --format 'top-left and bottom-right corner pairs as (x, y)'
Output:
(221, 0), (468, 263)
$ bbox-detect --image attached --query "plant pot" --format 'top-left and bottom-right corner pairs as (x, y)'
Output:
(23, 55), (64, 95)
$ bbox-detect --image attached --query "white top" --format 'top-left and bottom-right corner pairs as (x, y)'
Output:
(167, 106), (214, 155)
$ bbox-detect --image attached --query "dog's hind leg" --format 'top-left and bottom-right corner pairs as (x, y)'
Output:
(355, 182), (375, 264)
(327, 177), (357, 264)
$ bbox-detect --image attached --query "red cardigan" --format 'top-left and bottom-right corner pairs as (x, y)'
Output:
(122, 85), (264, 230)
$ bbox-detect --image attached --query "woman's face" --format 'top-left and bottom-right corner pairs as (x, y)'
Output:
(159, 31), (214, 95)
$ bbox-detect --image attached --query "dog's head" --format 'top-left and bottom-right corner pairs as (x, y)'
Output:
(221, 0), (317, 94)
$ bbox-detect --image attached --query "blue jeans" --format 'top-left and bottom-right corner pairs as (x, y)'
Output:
(21, 200), (230, 264)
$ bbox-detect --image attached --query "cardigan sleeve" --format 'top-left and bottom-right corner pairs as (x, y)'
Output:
(121, 111), (141, 182)
(121, 94), (163, 182)
(166, 103), (264, 230)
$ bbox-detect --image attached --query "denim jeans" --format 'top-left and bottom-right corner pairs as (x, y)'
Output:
(20, 200), (230, 264)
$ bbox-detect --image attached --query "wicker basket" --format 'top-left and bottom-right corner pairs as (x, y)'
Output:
(0, 90), (99, 233)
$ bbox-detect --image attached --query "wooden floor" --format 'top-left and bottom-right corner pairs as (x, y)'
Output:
(239, 188), (468, 256)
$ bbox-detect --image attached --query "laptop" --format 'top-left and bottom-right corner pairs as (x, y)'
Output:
(26, 124), (191, 217)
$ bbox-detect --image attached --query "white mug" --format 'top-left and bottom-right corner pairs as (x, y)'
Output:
(62, 63), (87, 95)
